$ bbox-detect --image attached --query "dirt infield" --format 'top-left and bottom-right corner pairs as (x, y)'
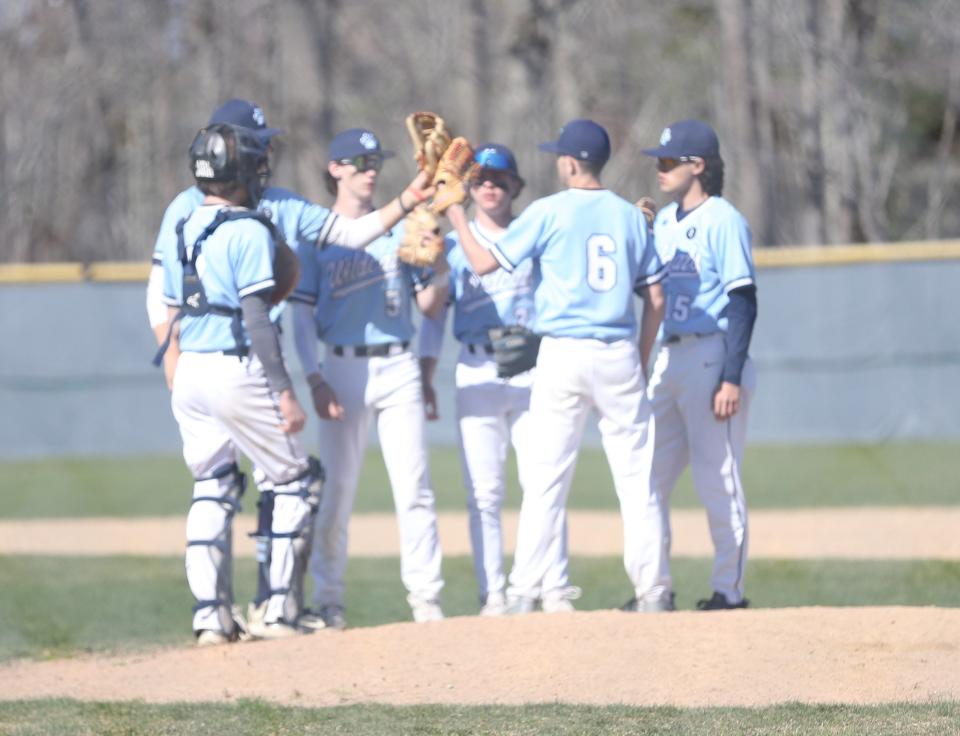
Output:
(10, 507), (960, 559)
(2, 607), (958, 707)
(7, 509), (959, 707)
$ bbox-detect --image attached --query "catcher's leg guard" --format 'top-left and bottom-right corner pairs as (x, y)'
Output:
(249, 467), (276, 609)
(185, 463), (246, 636)
(264, 457), (324, 625)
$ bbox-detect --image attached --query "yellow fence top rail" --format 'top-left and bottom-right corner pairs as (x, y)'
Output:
(755, 240), (960, 268)
(2, 240), (960, 283)
(0, 263), (86, 283)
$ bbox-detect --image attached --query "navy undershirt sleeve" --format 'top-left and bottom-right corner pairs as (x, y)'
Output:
(722, 285), (757, 385)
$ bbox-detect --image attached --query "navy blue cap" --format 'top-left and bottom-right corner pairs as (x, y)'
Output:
(328, 128), (394, 162)
(474, 143), (520, 177)
(209, 99), (283, 143)
(642, 119), (719, 159)
(538, 119), (611, 164)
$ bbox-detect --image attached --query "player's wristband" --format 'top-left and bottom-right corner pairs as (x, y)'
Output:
(307, 372), (327, 391)
(400, 187), (425, 214)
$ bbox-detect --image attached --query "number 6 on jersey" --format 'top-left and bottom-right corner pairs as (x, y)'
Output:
(586, 234), (617, 292)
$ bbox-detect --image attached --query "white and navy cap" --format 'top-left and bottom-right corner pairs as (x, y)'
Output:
(642, 120), (720, 159)
(328, 128), (395, 162)
(208, 99), (283, 144)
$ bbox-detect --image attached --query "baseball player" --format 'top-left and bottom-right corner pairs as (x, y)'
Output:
(419, 144), (570, 615)
(640, 120), (758, 610)
(147, 98), (434, 388)
(444, 120), (671, 613)
(290, 128), (448, 628)
(160, 122), (323, 644)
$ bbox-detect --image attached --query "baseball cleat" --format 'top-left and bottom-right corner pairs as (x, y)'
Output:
(505, 595), (538, 615)
(479, 591), (508, 617)
(297, 607), (329, 631)
(313, 604), (347, 631)
(620, 591), (676, 613)
(196, 629), (232, 647)
(407, 594), (445, 623)
(248, 618), (307, 639)
(695, 592), (749, 610)
(541, 585), (582, 613)
(246, 600), (267, 629)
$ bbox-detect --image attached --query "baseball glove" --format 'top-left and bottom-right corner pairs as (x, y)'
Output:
(405, 111), (451, 180)
(430, 137), (478, 215)
(398, 205), (445, 268)
(271, 239), (301, 305)
(489, 325), (541, 379)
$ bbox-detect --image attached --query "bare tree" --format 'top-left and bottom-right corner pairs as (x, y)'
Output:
(715, 0), (773, 245)
(0, 0), (957, 261)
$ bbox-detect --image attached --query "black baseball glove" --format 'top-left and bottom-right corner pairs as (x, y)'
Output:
(489, 326), (541, 379)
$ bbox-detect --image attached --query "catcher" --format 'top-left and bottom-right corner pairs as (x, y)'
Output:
(158, 123), (325, 645)
(147, 98), (435, 390)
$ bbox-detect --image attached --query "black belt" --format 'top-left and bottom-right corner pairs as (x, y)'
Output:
(332, 341), (409, 358)
(220, 346), (249, 357)
(466, 343), (495, 355)
(664, 333), (713, 344)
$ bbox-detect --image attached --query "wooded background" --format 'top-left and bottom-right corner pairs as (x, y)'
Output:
(1, 0), (957, 262)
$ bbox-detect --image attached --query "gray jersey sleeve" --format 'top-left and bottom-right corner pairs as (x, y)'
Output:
(241, 293), (293, 393)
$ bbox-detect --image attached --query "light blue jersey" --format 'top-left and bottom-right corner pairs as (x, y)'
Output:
(292, 221), (433, 346)
(653, 197), (755, 337)
(152, 186), (204, 266)
(162, 205), (275, 353)
(446, 221), (535, 344)
(152, 186), (336, 323)
(488, 189), (665, 341)
(152, 185), (333, 263)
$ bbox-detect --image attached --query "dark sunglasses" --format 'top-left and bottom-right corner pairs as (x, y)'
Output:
(471, 170), (514, 189)
(656, 156), (700, 172)
(338, 153), (384, 172)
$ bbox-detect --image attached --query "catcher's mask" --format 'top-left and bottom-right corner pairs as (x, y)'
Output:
(190, 123), (269, 205)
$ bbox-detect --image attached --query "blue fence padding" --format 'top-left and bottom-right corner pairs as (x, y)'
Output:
(0, 259), (957, 458)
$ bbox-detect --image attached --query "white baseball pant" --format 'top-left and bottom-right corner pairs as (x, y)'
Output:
(454, 345), (569, 602)
(506, 336), (667, 602)
(309, 349), (444, 609)
(172, 351), (312, 633)
(647, 332), (755, 603)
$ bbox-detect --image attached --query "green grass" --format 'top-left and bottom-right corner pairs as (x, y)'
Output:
(2, 443), (957, 518)
(1, 700), (959, 735)
(2, 555), (958, 662)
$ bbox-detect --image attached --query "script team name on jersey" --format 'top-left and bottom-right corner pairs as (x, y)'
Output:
(325, 248), (399, 298)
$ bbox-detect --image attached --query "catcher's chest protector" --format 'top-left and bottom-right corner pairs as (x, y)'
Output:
(152, 209), (283, 366)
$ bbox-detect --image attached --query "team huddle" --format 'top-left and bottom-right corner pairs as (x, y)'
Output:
(146, 99), (758, 645)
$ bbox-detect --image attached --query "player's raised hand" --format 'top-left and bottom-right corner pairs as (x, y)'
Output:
(712, 381), (741, 420)
(405, 170), (436, 206)
(310, 379), (345, 421)
(278, 389), (307, 433)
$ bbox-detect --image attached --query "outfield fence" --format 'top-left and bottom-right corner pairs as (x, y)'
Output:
(1, 241), (958, 458)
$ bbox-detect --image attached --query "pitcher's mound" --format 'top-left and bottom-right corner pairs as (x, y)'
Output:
(3, 606), (959, 707)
